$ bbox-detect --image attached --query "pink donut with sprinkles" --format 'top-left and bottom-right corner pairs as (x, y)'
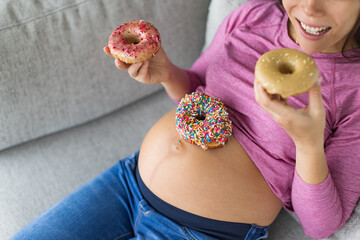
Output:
(175, 92), (232, 150)
(108, 20), (161, 64)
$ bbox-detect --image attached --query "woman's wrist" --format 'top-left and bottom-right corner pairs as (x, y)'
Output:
(295, 143), (329, 185)
(161, 61), (190, 100)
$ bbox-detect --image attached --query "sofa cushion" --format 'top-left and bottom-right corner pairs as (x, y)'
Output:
(268, 209), (312, 240)
(203, 0), (248, 51)
(0, 0), (210, 151)
(0, 90), (176, 240)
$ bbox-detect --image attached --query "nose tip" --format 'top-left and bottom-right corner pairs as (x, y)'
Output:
(303, 0), (324, 17)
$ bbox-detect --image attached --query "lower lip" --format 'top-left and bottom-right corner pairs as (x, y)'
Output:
(297, 19), (330, 41)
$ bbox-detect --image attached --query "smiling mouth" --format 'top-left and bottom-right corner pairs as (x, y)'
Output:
(298, 19), (331, 36)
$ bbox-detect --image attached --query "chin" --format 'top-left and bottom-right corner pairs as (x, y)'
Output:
(299, 47), (318, 54)
(298, 42), (325, 54)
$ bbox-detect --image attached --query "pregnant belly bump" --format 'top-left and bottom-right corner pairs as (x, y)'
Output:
(138, 102), (282, 225)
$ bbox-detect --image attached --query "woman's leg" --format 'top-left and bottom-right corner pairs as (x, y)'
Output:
(11, 152), (142, 240)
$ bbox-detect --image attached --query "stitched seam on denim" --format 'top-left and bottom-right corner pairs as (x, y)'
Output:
(133, 200), (153, 231)
(0, 0), (91, 32)
(138, 200), (153, 215)
(112, 232), (133, 240)
(181, 227), (198, 240)
(244, 225), (254, 240)
(133, 207), (143, 232)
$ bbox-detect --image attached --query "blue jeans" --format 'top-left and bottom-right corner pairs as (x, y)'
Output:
(11, 152), (268, 240)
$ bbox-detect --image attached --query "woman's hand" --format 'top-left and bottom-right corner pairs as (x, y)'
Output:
(103, 46), (171, 85)
(254, 79), (326, 149)
(254, 79), (329, 184)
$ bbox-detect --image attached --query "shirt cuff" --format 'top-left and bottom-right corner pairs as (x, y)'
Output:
(293, 170), (333, 196)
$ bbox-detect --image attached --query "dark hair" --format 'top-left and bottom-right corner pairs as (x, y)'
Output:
(342, 13), (360, 60)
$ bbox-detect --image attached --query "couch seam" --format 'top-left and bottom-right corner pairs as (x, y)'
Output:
(0, 88), (167, 153)
(0, 0), (92, 32)
(225, 0), (241, 8)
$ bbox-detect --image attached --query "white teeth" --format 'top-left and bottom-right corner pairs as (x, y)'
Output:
(300, 21), (330, 35)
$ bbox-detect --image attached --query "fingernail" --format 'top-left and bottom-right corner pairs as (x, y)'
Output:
(256, 82), (263, 90)
(115, 59), (122, 68)
(316, 77), (322, 85)
(135, 62), (144, 67)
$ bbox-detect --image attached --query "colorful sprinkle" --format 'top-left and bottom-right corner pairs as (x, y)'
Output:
(175, 92), (232, 150)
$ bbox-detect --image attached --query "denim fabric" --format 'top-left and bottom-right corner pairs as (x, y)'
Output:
(244, 225), (269, 240)
(11, 152), (268, 240)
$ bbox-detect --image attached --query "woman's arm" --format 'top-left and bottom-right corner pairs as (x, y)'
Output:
(160, 60), (190, 101)
(254, 80), (360, 239)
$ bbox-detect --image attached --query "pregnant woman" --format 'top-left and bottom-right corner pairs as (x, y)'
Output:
(12, 0), (360, 239)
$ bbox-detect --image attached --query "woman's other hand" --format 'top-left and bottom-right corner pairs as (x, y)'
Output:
(254, 79), (326, 149)
(103, 46), (171, 85)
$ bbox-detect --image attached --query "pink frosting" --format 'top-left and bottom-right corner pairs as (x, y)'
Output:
(108, 20), (161, 63)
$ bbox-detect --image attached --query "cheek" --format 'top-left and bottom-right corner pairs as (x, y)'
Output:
(282, 0), (299, 22)
(282, 0), (294, 13)
(331, 3), (360, 29)
(333, 13), (359, 38)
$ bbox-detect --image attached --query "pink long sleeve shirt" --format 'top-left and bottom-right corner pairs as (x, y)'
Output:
(174, 0), (360, 238)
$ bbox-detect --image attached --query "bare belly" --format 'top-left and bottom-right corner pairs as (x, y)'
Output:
(138, 109), (282, 226)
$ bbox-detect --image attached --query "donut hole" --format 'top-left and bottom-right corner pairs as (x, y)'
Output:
(193, 112), (206, 121)
(124, 33), (141, 45)
(278, 63), (295, 75)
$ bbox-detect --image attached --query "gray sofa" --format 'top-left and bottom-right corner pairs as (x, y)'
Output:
(1, 0), (359, 239)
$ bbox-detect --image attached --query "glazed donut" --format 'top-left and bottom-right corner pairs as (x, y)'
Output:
(255, 48), (319, 98)
(175, 92), (232, 150)
(108, 20), (161, 64)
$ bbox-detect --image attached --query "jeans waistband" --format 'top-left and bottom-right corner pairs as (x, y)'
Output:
(136, 165), (255, 240)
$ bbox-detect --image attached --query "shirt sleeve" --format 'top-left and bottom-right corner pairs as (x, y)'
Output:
(291, 111), (360, 239)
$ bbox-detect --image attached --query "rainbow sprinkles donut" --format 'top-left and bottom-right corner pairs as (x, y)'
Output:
(108, 20), (161, 64)
(175, 92), (232, 150)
